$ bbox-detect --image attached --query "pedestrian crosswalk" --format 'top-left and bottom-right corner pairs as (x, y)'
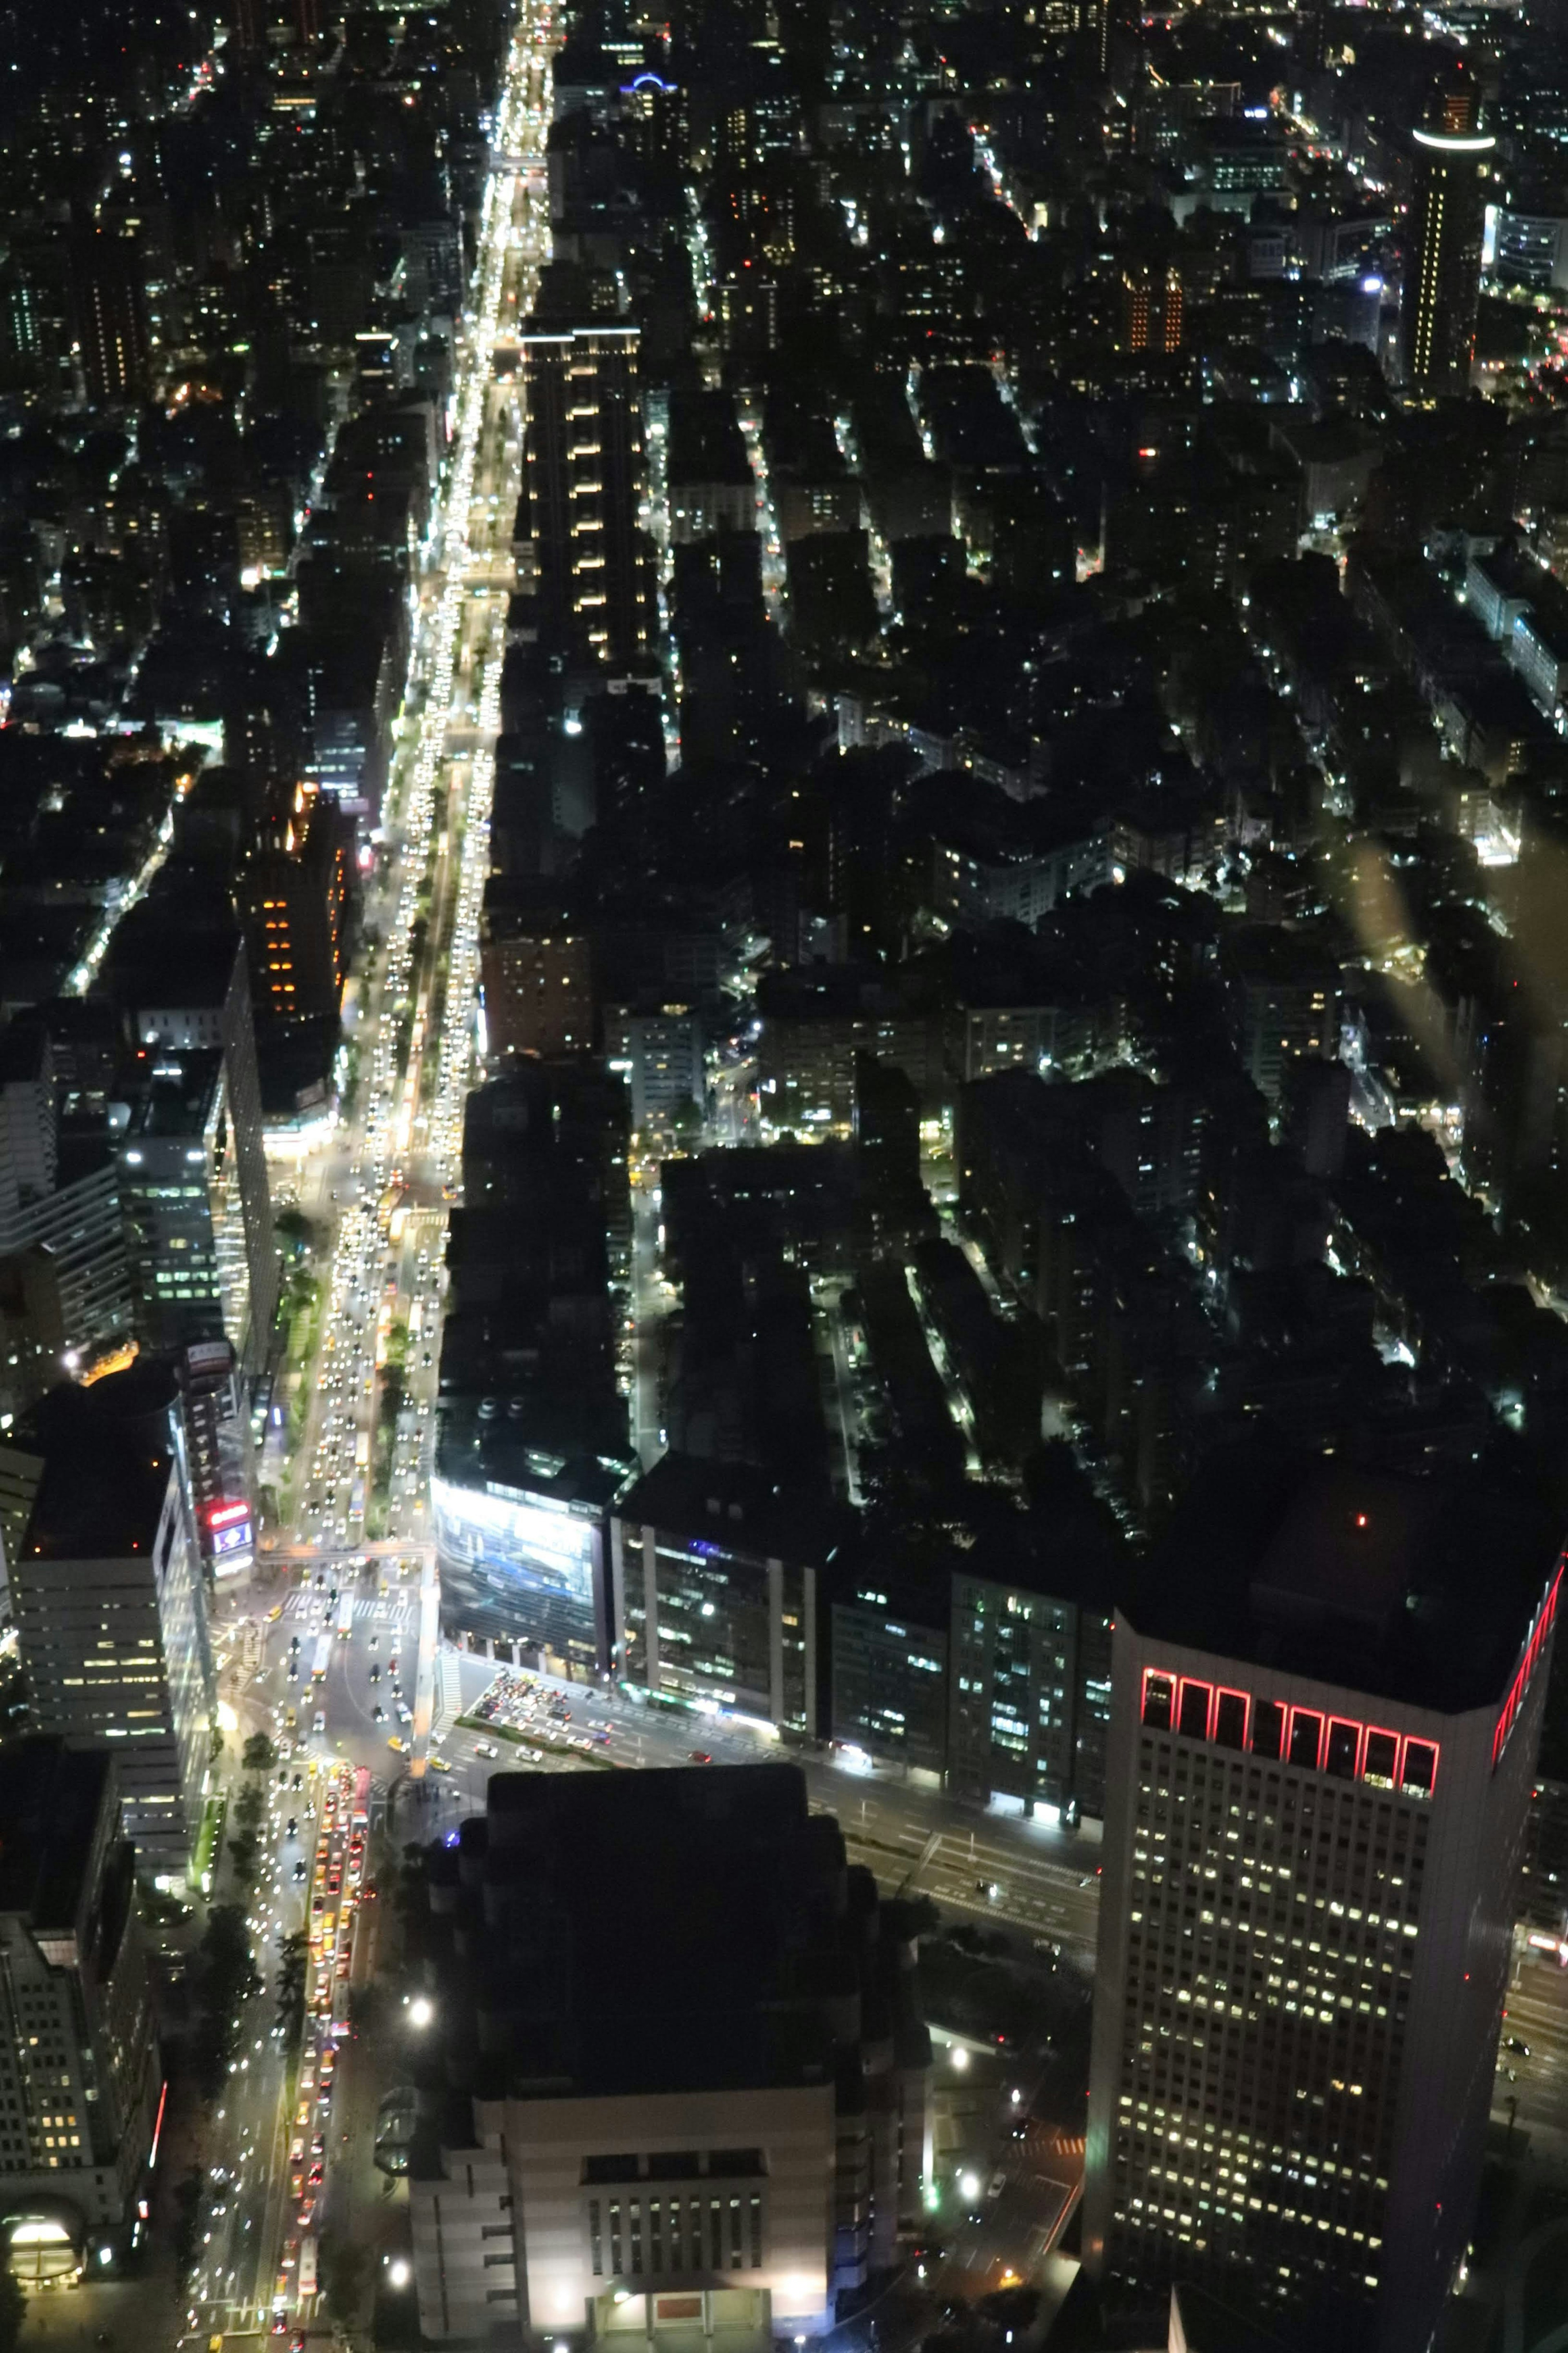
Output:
(281, 1590), (411, 1630)
(433, 1648), (463, 1729)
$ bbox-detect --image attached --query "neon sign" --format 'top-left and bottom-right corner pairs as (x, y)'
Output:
(1492, 1559), (1564, 1771)
(1141, 1666), (1439, 1798)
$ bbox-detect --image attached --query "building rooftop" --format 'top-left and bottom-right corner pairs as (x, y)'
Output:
(615, 1448), (848, 1564)
(0, 1740), (114, 1933)
(408, 1764), (926, 2125)
(1129, 1447), (1561, 1715)
(120, 1048), (223, 1142)
(18, 1373), (176, 1563)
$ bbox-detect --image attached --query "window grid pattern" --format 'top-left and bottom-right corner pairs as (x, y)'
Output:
(1107, 1726), (1430, 2316)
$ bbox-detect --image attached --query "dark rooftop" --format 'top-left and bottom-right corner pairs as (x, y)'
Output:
(0, 1741), (113, 1931)
(409, 1764), (922, 2115)
(615, 1448), (847, 1564)
(18, 1373), (176, 1562)
(1129, 1446), (1561, 1715)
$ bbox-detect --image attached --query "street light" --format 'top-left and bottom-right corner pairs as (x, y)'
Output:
(408, 1995), (434, 2028)
(388, 2257), (412, 2289)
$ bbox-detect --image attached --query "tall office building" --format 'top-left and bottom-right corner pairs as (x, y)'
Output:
(1120, 263), (1183, 355)
(104, 920), (278, 1385)
(7, 1371), (216, 1878)
(0, 1742), (160, 2275)
(116, 1051), (257, 1374)
(1084, 1456), (1561, 2353)
(515, 321), (657, 667)
(229, 0), (267, 48)
(1402, 61), (1494, 393)
(0, 1022), (135, 1424)
(69, 236), (151, 408)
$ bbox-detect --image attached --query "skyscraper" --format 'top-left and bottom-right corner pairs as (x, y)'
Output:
(515, 320), (657, 667)
(1402, 61), (1494, 393)
(70, 235), (151, 408)
(1083, 1455), (1561, 2353)
(1120, 263), (1183, 355)
(7, 1370), (216, 1878)
(0, 1742), (160, 2272)
(105, 920), (278, 1387)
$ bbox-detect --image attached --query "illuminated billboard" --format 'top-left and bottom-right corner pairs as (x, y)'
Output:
(432, 1474), (605, 1664)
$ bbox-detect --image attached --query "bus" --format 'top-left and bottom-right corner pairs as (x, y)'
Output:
(311, 1634), (332, 1682)
(336, 1588), (354, 1639)
(352, 1767), (371, 1829)
(298, 2236), (318, 2300)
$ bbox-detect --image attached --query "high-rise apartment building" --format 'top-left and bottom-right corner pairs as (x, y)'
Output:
(243, 790), (355, 1028)
(1120, 263), (1183, 355)
(1084, 1456), (1561, 2353)
(104, 922), (278, 1384)
(70, 236), (151, 408)
(1402, 62), (1493, 393)
(0, 1741), (160, 2275)
(515, 320), (657, 666)
(116, 1051), (257, 1373)
(7, 1372), (216, 1877)
(0, 1022), (135, 1423)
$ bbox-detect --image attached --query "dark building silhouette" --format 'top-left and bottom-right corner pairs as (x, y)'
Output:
(515, 321), (657, 668)
(71, 236), (150, 407)
(1403, 60), (1493, 392)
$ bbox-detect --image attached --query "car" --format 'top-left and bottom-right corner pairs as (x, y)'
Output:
(307, 2162), (323, 2186)
(286, 1817), (297, 1838)
(313, 1712), (326, 1736)
(430, 1755), (451, 1773)
(294, 1860), (307, 1882)
(388, 1735), (408, 1753)
(372, 1704), (386, 1723)
(474, 1740), (499, 1759)
(688, 1749), (712, 1765)
(1506, 2036), (1532, 2056)
(370, 1664), (381, 1683)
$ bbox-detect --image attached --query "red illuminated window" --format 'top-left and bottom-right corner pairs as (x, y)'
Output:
(1213, 1688), (1249, 1751)
(1288, 1709), (1324, 1771)
(1142, 1671), (1174, 1733)
(1177, 1679), (1213, 1740)
(1251, 1699), (1284, 1761)
(1139, 1669), (1439, 1798)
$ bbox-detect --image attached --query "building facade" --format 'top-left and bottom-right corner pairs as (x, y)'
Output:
(1083, 1463), (1557, 2351)
(0, 1743), (160, 2274)
(407, 1767), (931, 2347)
(1402, 67), (1493, 392)
(610, 1456), (826, 1732)
(8, 1374), (216, 1875)
(516, 321), (657, 666)
(947, 1570), (1113, 1823)
(829, 1582), (948, 1778)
